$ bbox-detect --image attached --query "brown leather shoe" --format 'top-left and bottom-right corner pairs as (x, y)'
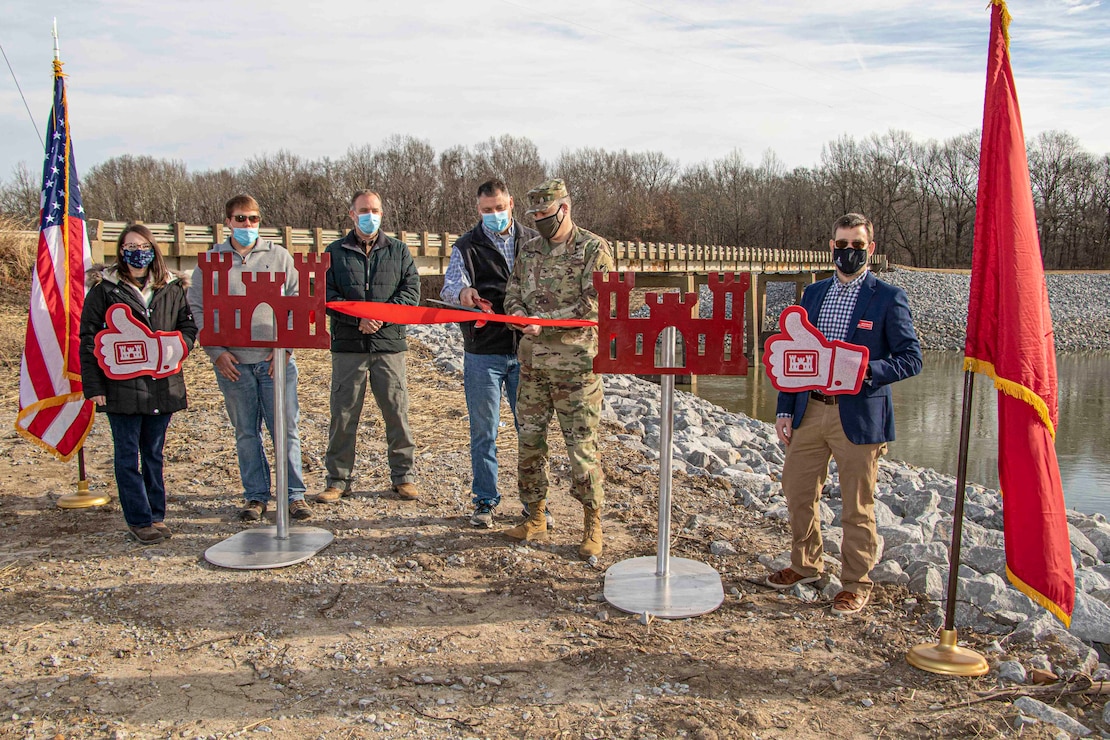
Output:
(289, 499), (313, 521)
(831, 590), (869, 616)
(392, 482), (420, 500)
(237, 500), (266, 522)
(765, 567), (820, 590)
(151, 521), (172, 539)
(128, 525), (166, 545)
(315, 486), (346, 504)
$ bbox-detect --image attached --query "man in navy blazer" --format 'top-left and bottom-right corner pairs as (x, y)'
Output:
(767, 213), (922, 616)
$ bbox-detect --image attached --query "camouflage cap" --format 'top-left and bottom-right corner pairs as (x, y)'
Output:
(525, 178), (569, 214)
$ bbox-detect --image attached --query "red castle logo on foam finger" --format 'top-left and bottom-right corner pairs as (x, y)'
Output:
(593, 271), (750, 376)
(197, 252), (331, 350)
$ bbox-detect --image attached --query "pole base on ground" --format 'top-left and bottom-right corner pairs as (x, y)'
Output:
(204, 526), (334, 570)
(604, 556), (724, 619)
(57, 481), (109, 509)
(907, 629), (990, 676)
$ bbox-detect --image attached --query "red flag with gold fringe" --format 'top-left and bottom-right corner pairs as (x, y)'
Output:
(964, 0), (1075, 625)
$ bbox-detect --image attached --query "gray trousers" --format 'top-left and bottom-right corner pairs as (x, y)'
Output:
(325, 351), (415, 490)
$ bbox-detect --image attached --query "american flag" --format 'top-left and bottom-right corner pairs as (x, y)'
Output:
(14, 61), (95, 461)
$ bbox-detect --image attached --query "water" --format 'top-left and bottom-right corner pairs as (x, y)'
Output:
(683, 351), (1110, 518)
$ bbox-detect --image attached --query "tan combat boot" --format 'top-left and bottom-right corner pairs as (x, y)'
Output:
(579, 505), (603, 559)
(504, 500), (548, 541)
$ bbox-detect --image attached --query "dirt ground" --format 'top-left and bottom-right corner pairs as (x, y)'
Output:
(0, 292), (1101, 739)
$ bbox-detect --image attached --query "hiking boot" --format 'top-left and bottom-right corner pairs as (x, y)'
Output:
(151, 521), (172, 539)
(315, 486), (347, 504)
(237, 500), (266, 522)
(393, 482), (420, 500)
(128, 525), (166, 545)
(579, 505), (603, 559)
(765, 567), (820, 590)
(831, 590), (869, 616)
(289, 499), (313, 521)
(470, 502), (495, 529)
(504, 500), (547, 541)
(521, 504), (555, 529)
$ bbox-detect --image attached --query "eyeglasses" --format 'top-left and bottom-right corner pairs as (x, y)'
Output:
(122, 243), (154, 252)
(231, 214), (261, 224)
(835, 239), (869, 249)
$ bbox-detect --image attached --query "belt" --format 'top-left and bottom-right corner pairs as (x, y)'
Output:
(810, 391), (839, 405)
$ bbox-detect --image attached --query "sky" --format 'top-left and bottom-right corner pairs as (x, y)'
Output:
(2, 0), (1109, 182)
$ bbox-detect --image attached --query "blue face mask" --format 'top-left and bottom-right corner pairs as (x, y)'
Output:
(232, 227), (259, 247)
(482, 210), (511, 233)
(357, 213), (381, 235)
(121, 248), (155, 269)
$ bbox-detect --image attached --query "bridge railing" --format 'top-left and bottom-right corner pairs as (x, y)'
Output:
(87, 220), (886, 274)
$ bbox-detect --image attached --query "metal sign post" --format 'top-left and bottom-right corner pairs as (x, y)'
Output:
(198, 253), (334, 569)
(596, 273), (749, 619)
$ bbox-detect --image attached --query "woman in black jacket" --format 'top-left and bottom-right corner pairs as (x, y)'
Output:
(79, 224), (197, 544)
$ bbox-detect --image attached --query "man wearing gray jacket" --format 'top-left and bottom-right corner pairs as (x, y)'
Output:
(187, 194), (311, 522)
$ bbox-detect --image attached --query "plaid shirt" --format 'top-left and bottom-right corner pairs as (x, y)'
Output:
(440, 222), (517, 304)
(816, 270), (867, 342)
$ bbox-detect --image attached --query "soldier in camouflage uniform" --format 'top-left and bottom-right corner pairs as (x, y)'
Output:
(502, 179), (615, 559)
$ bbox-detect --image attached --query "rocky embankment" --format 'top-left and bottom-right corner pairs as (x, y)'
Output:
(764, 269), (1110, 352)
(412, 271), (1110, 735)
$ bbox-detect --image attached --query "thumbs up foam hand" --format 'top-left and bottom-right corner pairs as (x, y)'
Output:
(94, 304), (188, 381)
(762, 306), (869, 395)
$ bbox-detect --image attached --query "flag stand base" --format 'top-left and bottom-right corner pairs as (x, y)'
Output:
(204, 526), (334, 570)
(906, 629), (989, 676)
(57, 480), (109, 509)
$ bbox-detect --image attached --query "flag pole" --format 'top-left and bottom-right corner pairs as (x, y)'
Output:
(906, 369), (989, 675)
(50, 19), (106, 510)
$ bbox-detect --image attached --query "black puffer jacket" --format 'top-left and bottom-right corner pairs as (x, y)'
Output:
(325, 229), (420, 354)
(79, 265), (198, 415)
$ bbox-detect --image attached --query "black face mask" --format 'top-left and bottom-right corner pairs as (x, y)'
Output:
(534, 206), (565, 240)
(833, 247), (868, 275)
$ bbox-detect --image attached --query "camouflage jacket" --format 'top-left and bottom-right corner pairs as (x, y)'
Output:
(504, 225), (615, 373)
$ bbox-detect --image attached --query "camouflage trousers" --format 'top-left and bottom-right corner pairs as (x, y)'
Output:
(516, 365), (604, 509)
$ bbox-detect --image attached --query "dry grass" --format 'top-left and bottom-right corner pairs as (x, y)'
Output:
(0, 215), (36, 286)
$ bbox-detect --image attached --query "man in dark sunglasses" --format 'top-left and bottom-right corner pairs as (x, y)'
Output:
(187, 194), (313, 523)
(767, 212), (922, 617)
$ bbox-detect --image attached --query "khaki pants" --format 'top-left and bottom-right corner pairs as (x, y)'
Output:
(325, 351), (415, 490)
(516, 365), (604, 509)
(781, 401), (884, 596)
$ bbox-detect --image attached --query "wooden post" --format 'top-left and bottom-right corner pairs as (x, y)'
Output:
(282, 226), (294, 252)
(213, 223), (224, 246)
(312, 227), (323, 254)
(172, 222), (186, 257)
(748, 272), (761, 368)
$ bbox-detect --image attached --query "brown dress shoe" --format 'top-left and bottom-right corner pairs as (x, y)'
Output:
(831, 590), (869, 616)
(128, 525), (166, 545)
(289, 499), (313, 521)
(765, 567), (820, 590)
(392, 483), (420, 500)
(151, 522), (172, 538)
(315, 486), (346, 504)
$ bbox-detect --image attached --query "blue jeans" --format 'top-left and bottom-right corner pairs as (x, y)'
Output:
(463, 352), (520, 507)
(215, 358), (306, 503)
(106, 412), (173, 527)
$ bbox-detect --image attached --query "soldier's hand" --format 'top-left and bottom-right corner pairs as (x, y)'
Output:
(511, 311), (541, 336)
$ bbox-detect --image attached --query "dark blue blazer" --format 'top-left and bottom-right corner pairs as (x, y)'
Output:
(775, 271), (923, 444)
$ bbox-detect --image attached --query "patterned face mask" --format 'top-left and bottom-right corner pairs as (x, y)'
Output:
(121, 248), (155, 269)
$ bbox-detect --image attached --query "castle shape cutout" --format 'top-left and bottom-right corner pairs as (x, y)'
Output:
(197, 252), (331, 350)
(594, 271), (750, 376)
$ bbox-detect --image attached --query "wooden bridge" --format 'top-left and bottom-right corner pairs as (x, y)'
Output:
(88, 219), (887, 369)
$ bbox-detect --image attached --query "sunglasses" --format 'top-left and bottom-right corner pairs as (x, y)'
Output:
(835, 239), (869, 249)
(231, 214), (261, 224)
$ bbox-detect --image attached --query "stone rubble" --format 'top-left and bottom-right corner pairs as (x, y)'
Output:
(411, 269), (1110, 688)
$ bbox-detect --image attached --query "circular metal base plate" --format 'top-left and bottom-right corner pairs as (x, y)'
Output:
(604, 556), (724, 619)
(57, 492), (111, 509)
(906, 629), (990, 676)
(204, 526), (334, 570)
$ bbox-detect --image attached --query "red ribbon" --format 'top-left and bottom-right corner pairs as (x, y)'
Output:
(326, 301), (596, 328)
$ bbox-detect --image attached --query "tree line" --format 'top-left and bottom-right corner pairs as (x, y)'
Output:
(1, 130), (1107, 269)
